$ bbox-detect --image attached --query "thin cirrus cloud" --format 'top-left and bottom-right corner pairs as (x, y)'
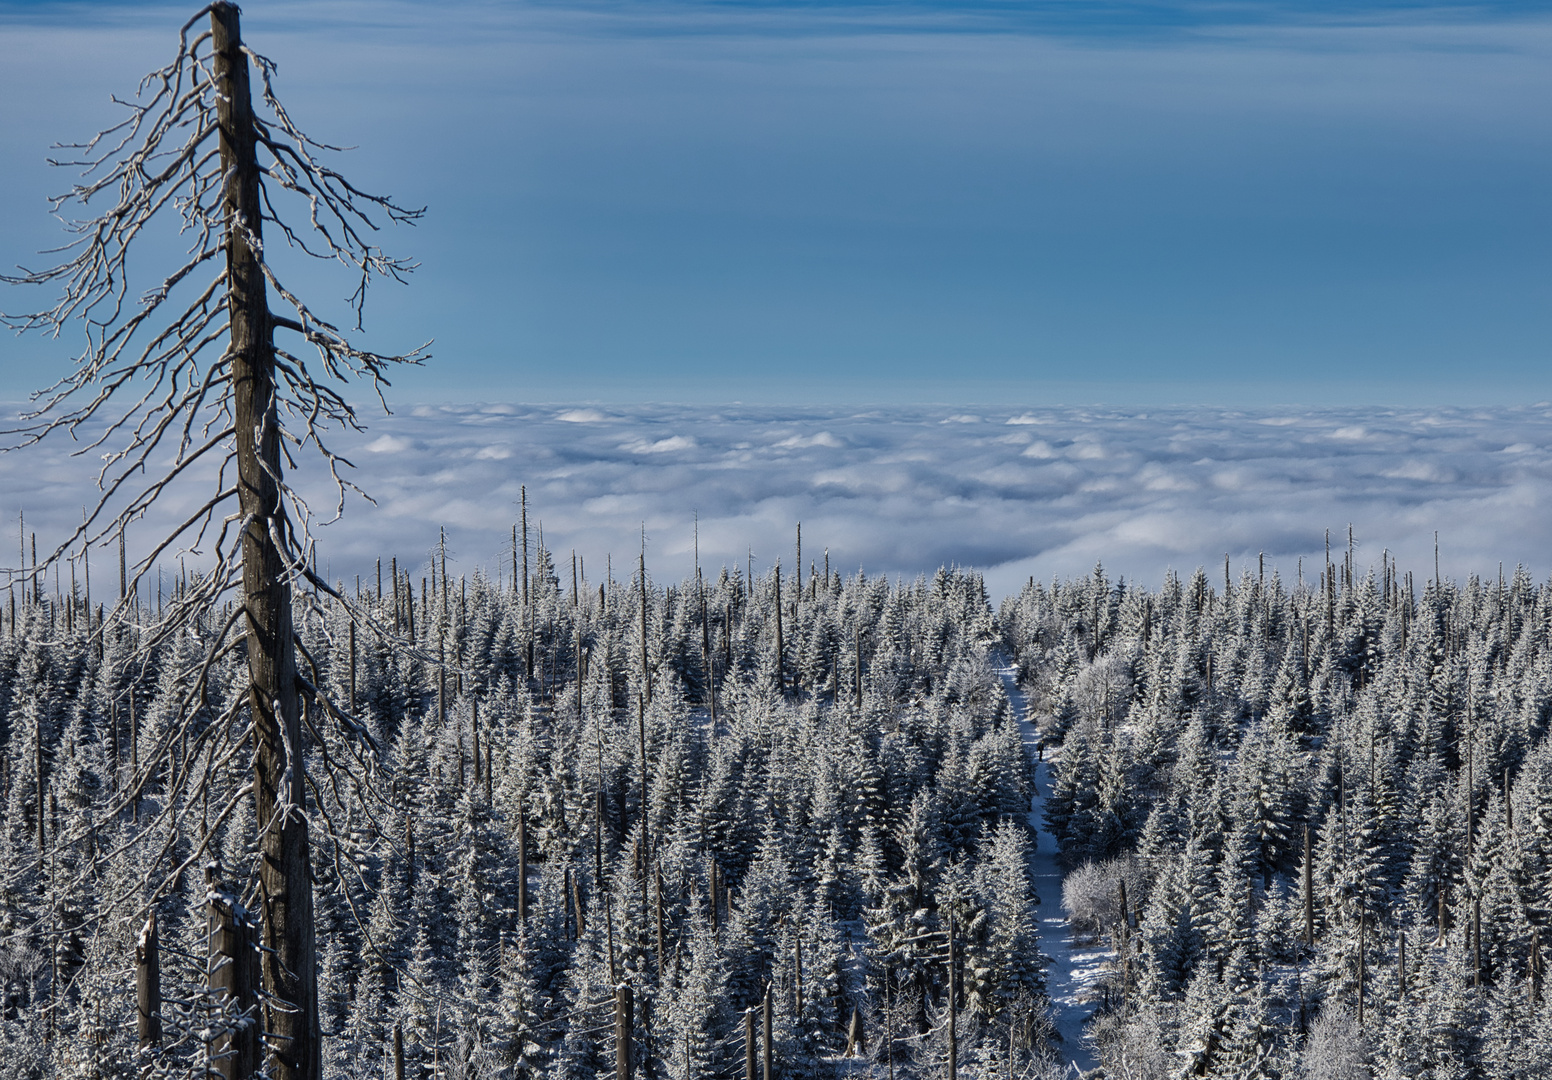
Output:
(9, 403), (1543, 602)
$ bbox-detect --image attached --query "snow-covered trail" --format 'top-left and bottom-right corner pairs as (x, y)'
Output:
(995, 656), (1105, 1077)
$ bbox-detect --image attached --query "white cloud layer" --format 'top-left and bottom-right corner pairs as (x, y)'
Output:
(6, 403), (1552, 601)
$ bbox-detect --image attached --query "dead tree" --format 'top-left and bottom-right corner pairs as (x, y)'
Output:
(135, 912), (162, 1053)
(616, 983), (635, 1080)
(207, 864), (260, 1080)
(3, 6), (424, 1077)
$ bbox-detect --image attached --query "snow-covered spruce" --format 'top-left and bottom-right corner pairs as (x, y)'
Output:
(1, 557), (1061, 1078)
(1006, 561), (1552, 1077)
(11, 549), (1552, 1077)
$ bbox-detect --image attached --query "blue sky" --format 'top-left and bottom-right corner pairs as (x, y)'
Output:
(2, 0), (1549, 407)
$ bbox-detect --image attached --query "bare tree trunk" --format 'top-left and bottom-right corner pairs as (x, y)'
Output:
(212, 7), (317, 1078)
(616, 984), (634, 1080)
(1473, 897), (1482, 988)
(762, 988), (773, 1080)
(1532, 925), (1543, 1004)
(701, 589), (716, 726)
(844, 1008), (865, 1058)
(130, 693), (138, 823)
(947, 912), (957, 1080)
(745, 1007), (757, 1080)
(208, 868), (261, 1080)
(638, 548), (651, 850)
(472, 700), (482, 786)
(34, 713), (44, 866)
(136, 911), (162, 1052)
(655, 865), (666, 974)
(774, 564), (784, 693)
(576, 624), (585, 723)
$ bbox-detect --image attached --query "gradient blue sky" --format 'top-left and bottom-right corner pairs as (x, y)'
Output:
(2, 0), (1550, 406)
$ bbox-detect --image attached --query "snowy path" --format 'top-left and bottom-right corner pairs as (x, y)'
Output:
(995, 656), (1105, 1077)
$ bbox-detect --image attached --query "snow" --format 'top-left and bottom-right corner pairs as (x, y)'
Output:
(996, 656), (1111, 1077)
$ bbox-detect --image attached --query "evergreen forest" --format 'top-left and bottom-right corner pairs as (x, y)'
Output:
(5, 532), (1552, 1079)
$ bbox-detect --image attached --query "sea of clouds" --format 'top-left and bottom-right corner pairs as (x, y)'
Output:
(6, 403), (1552, 602)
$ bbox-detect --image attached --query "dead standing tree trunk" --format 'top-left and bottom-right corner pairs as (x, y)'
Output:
(211, 7), (318, 1077)
(208, 864), (262, 1080)
(6, 0), (423, 1068)
(135, 912), (162, 1055)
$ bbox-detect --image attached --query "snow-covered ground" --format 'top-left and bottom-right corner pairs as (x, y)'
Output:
(996, 656), (1111, 1077)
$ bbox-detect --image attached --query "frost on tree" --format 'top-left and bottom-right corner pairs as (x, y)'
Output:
(2, 4), (423, 1077)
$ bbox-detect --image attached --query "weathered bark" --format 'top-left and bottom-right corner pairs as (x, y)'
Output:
(616, 984), (634, 1080)
(701, 589), (716, 725)
(208, 868), (261, 1080)
(844, 1007), (865, 1058)
(947, 913), (957, 1080)
(773, 564), (784, 693)
(745, 1007), (757, 1080)
(135, 912), (162, 1051)
(655, 865), (665, 974)
(762, 988), (773, 1080)
(130, 693), (138, 822)
(637, 549), (651, 849)
(1473, 897), (1482, 988)
(34, 713), (44, 864)
(212, 6), (318, 1077)
(1532, 925), (1543, 1004)
(472, 700), (482, 785)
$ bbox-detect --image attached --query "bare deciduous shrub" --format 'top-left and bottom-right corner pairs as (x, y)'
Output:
(1298, 1005), (1370, 1080)
(1063, 854), (1147, 940)
(1090, 1007), (1176, 1080)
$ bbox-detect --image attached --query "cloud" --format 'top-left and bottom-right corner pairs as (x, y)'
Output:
(622, 435), (698, 454)
(773, 431), (845, 449)
(556, 409), (611, 424)
(10, 402), (1552, 601)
